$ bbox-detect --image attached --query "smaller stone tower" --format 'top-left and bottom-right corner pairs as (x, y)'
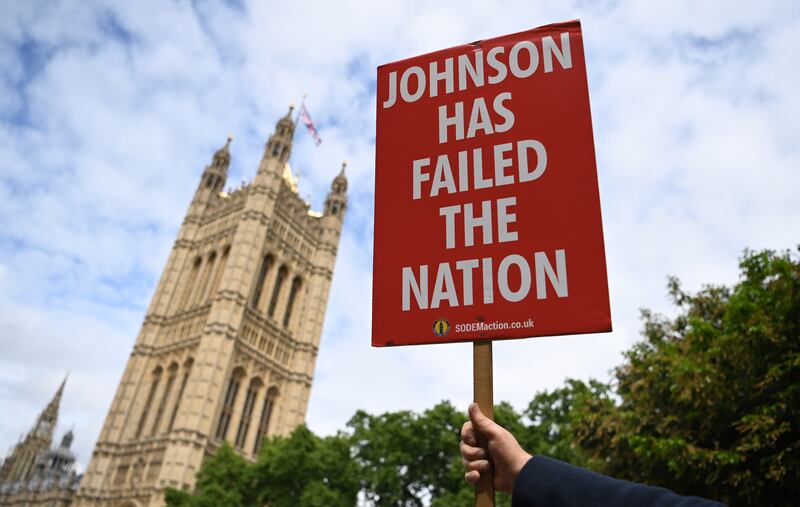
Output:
(0, 376), (81, 506)
(0, 376), (66, 483)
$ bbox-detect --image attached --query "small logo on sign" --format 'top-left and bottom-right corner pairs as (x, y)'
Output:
(433, 319), (450, 337)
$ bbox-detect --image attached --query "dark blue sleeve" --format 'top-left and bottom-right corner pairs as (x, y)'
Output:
(511, 455), (725, 507)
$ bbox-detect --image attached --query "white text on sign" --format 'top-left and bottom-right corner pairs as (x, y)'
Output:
(387, 32), (574, 312)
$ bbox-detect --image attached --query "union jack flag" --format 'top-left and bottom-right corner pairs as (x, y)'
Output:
(299, 104), (322, 146)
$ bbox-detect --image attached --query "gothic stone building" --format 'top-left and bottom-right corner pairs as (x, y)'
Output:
(0, 108), (346, 507)
(0, 378), (82, 506)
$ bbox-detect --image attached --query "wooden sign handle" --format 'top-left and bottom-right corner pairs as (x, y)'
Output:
(473, 340), (495, 507)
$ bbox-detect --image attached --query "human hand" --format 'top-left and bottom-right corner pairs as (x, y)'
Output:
(460, 402), (533, 494)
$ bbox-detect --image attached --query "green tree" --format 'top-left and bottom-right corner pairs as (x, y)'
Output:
(165, 442), (256, 507)
(348, 401), (472, 506)
(165, 427), (357, 507)
(521, 379), (612, 468)
(575, 247), (800, 506)
(254, 424), (359, 507)
(347, 401), (546, 507)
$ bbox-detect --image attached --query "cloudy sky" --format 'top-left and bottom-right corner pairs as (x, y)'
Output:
(1, 0), (798, 471)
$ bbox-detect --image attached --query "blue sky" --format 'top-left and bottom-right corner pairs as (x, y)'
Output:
(1, 0), (798, 470)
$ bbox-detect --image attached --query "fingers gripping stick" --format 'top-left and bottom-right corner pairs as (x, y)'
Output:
(473, 340), (495, 507)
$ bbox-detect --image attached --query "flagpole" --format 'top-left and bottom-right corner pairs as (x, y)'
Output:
(294, 93), (306, 136)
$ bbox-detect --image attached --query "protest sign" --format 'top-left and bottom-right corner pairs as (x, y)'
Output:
(373, 20), (610, 347)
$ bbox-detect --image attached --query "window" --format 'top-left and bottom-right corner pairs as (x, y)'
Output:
(151, 363), (178, 435)
(168, 358), (193, 432)
(235, 378), (262, 449)
(147, 458), (162, 483)
(252, 387), (279, 455)
(283, 277), (302, 327)
(114, 464), (129, 486)
(130, 458), (145, 484)
(178, 257), (202, 311)
(209, 245), (230, 302)
(215, 368), (244, 440)
(136, 367), (163, 438)
(268, 266), (288, 318)
(194, 252), (217, 306)
(251, 254), (273, 309)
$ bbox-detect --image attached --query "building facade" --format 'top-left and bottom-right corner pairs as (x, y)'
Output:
(71, 108), (347, 506)
(0, 378), (82, 506)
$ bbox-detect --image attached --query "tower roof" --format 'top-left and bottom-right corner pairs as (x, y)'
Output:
(40, 374), (67, 426)
(211, 135), (233, 168)
(279, 105), (295, 127)
(331, 161), (348, 193)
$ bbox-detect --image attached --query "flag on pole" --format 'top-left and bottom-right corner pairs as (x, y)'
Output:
(299, 104), (322, 146)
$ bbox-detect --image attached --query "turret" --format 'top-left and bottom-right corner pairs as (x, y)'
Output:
(324, 162), (348, 220)
(266, 106), (296, 164)
(195, 136), (232, 202)
(60, 430), (74, 449)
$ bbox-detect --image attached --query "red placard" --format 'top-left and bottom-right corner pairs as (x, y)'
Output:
(373, 20), (610, 347)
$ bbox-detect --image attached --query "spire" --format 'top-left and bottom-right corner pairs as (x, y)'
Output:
(199, 135), (232, 195)
(35, 374), (67, 439)
(324, 161), (348, 219)
(44, 374), (67, 421)
(0, 375), (68, 483)
(211, 135), (233, 172)
(332, 161), (348, 194)
(60, 430), (74, 449)
(264, 106), (296, 165)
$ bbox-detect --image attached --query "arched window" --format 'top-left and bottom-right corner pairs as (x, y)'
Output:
(130, 457), (145, 484)
(178, 257), (202, 311)
(251, 254), (274, 309)
(114, 463), (129, 486)
(194, 252), (217, 306)
(168, 358), (193, 432)
(136, 367), (163, 438)
(252, 387), (279, 455)
(208, 245), (230, 302)
(215, 368), (245, 441)
(283, 277), (302, 328)
(234, 378), (263, 449)
(267, 266), (288, 318)
(151, 363), (178, 435)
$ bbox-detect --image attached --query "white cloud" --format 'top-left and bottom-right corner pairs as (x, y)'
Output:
(0, 0), (798, 471)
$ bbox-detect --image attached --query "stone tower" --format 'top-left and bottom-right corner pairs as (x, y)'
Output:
(0, 377), (81, 506)
(75, 108), (347, 507)
(0, 377), (66, 483)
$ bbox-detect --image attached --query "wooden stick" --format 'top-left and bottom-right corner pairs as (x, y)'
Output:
(473, 340), (495, 507)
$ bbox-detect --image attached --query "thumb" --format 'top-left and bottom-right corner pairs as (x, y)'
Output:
(469, 403), (500, 439)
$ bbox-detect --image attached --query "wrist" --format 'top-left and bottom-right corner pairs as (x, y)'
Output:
(512, 452), (533, 480)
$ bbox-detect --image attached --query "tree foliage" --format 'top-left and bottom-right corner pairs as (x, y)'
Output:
(166, 426), (358, 507)
(167, 247), (798, 507)
(165, 442), (255, 507)
(575, 247), (800, 505)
